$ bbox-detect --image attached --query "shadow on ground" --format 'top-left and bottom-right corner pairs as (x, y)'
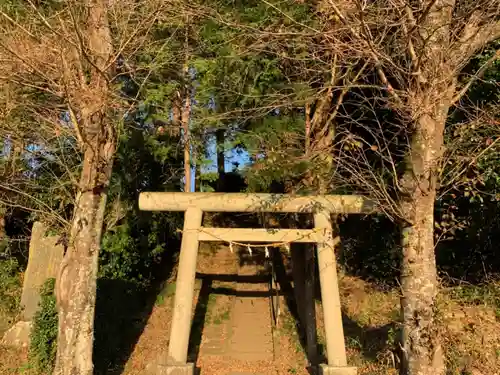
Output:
(92, 247), (179, 375)
(188, 276), (212, 363)
(342, 313), (397, 362)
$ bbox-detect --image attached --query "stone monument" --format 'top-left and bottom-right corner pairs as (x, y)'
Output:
(1, 222), (64, 347)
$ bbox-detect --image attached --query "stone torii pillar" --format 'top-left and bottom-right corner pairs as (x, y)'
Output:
(139, 192), (375, 375)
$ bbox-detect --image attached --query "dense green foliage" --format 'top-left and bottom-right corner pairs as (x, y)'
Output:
(98, 126), (183, 285)
(435, 42), (500, 282)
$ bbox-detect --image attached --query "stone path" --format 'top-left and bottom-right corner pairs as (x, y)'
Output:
(197, 247), (276, 374)
(227, 251), (274, 362)
(196, 245), (238, 357)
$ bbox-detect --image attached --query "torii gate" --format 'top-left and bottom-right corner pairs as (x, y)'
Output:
(139, 192), (375, 375)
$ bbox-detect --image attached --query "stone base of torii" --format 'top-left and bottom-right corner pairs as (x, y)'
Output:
(139, 192), (374, 375)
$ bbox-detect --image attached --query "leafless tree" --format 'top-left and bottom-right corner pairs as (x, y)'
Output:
(0, 0), (177, 373)
(316, 0), (500, 373)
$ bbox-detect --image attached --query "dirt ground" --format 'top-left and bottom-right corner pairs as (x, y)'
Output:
(1, 245), (499, 374)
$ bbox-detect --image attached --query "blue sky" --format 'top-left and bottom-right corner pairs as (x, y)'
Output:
(189, 133), (251, 191)
(202, 133), (251, 172)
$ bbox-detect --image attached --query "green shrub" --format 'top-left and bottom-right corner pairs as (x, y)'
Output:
(29, 278), (58, 374)
(0, 255), (21, 318)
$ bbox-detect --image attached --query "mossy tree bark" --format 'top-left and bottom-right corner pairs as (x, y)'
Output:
(399, 94), (453, 375)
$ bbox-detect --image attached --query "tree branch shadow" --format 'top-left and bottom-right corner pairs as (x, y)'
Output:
(188, 277), (212, 363)
(342, 312), (397, 363)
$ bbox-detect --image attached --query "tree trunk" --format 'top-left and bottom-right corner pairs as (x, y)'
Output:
(195, 162), (201, 192)
(171, 96), (182, 137)
(400, 193), (443, 375)
(289, 244), (318, 366)
(54, 1), (114, 373)
(400, 95), (452, 375)
(55, 141), (115, 375)
(290, 245), (307, 327)
(216, 129), (225, 192)
(287, 97), (333, 368)
(182, 93), (191, 193)
(0, 215), (5, 240)
(303, 248), (318, 366)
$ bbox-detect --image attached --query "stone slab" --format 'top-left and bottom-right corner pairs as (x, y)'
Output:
(319, 364), (357, 375)
(20, 222), (64, 320)
(0, 321), (32, 348)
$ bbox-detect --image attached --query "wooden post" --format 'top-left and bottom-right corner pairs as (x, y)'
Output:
(166, 207), (203, 364)
(290, 245), (307, 328)
(304, 248), (318, 366)
(314, 210), (347, 367)
(292, 244), (319, 366)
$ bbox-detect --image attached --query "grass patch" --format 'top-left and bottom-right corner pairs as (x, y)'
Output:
(440, 281), (500, 374)
(203, 294), (218, 324)
(446, 282), (500, 316)
(0, 257), (22, 333)
(212, 308), (230, 325)
(278, 308), (303, 354)
(155, 282), (177, 306)
(29, 278), (57, 374)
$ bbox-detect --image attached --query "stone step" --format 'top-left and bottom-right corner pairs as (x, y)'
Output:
(198, 249), (276, 367)
(227, 263), (274, 362)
